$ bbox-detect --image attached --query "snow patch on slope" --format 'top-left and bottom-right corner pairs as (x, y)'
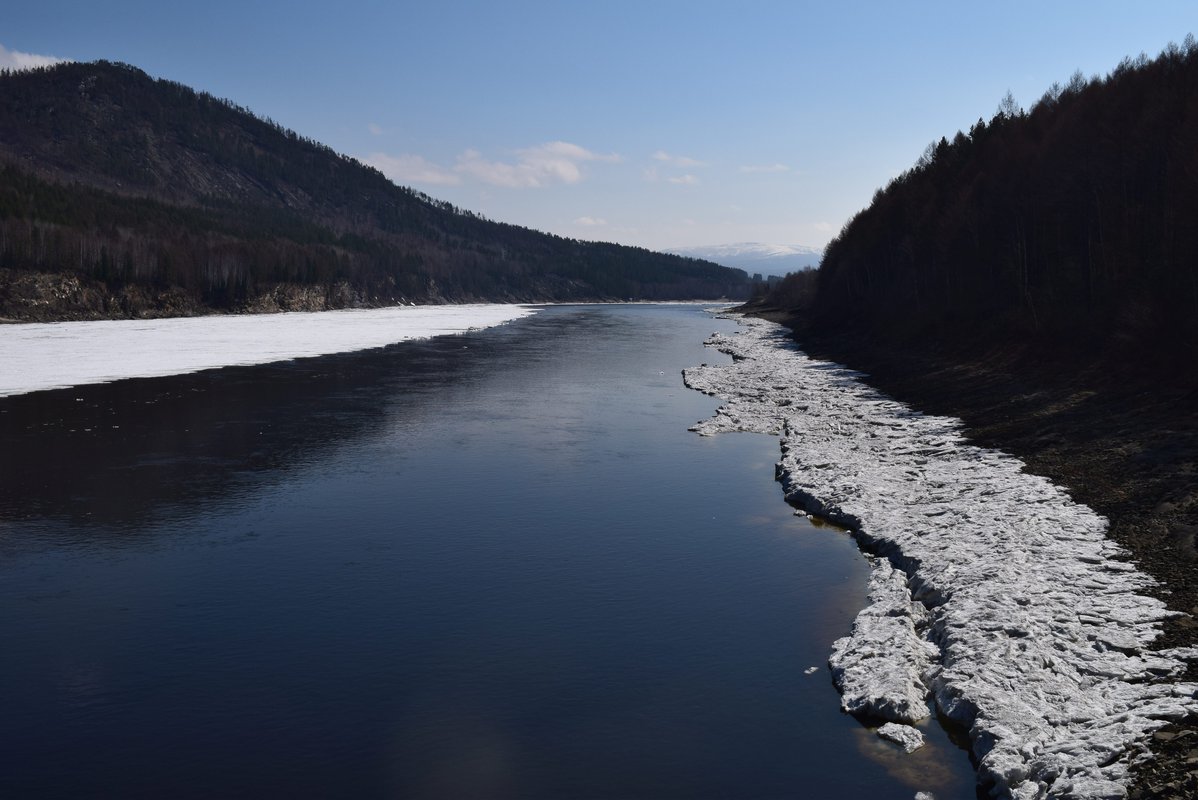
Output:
(684, 314), (1198, 799)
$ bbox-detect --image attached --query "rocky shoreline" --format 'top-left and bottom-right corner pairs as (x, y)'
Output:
(0, 268), (420, 324)
(687, 313), (1198, 799)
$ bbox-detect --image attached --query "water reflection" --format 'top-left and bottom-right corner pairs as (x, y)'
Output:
(0, 321), (524, 534)
(0, 305), (979, 799)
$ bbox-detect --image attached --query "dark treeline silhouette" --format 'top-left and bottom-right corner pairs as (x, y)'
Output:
(758, 40), (1198, 796)
(0, 61), (748, 317)
(765, 37), (1198, 380)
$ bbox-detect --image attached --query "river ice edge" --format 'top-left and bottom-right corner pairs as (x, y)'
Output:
(0, 304), (538, 397)
(684, 314), (1198, 800)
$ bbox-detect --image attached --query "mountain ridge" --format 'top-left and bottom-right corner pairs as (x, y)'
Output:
(0, 60), (750, 320)
(667, 242), (822, 276)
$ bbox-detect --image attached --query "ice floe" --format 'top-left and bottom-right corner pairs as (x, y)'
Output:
(878, 721), (927, 753)
(0, 304), (537, 397)
(684, 314), (1198, 800)
(830, 556), (938, 725)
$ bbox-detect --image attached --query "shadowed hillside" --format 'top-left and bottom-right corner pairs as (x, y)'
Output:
(758, 39), (1198, 798)
(764, 37), (1198, 383)
(0, 61), (749, 319)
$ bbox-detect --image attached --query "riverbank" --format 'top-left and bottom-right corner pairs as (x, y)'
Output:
(0, 267), (747, 324)
(0, 305), (967, 800)
(754, 309), (1198, 798)
(688, 312), (1198, 797)
(0, 268), (455, 323)
(0, 304), (537, 397)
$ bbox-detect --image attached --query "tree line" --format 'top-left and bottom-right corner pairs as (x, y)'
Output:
(766, 36), (1198, 372)
(0, 61), (748, 313)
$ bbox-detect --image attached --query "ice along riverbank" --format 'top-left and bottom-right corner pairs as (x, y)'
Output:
(0, 304), (977, 799)
(683, 314), (1198, 800)
(0, 304), (537, 397)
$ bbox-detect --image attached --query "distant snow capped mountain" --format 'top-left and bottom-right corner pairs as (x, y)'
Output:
(668, 242), (822, 276)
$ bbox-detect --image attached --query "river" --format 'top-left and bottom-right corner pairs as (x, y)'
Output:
(0, 304), (977, 798)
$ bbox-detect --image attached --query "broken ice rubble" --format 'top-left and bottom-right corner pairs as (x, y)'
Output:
(878, 721), (926, 753)
(830, 556), (938, 725)
(684, 314), (1198, 800)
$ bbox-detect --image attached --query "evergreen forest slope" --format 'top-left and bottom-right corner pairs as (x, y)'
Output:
(766, 38), (1198, 382)
(760, 40), (1198, 797)
(0, 61), (748, 320)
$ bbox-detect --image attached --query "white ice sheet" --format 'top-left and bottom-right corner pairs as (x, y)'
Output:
(0, 305), (537, 397)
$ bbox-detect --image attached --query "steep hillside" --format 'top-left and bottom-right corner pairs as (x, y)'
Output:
(756, 39), (1198, 798)
(764, 37), (1198, 382)
(0, 61), (749, 319)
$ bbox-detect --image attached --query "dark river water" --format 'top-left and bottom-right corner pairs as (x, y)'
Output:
(0, 304), (976, 799)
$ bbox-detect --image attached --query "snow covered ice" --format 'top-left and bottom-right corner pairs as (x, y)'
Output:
(684, 314), (1198, 800)
(878, 721), (926, 753)
(0, 304), (536, 397)
(830, 556), (938, 725)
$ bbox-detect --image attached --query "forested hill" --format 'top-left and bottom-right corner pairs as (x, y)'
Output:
(764, 37), (1198, 383)
(0, 61), (749, 320)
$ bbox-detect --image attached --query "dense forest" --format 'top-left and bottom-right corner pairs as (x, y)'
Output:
(764, 37), (1198, 380)
(0, 61), (748, 319)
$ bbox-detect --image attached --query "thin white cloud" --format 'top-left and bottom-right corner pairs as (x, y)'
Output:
(364, 152), (462, 186)
(642, 166), (660, 182)
(368, 140), (619, 190)
(667, 174), (700, 185)
(455, 141), (621, 188)
(367, 123), (384, 136)
(574, 216), (607, 226)
(653, 150), (706, 168)
(739, 163), (791, 174)
(0, 43), (69, 71)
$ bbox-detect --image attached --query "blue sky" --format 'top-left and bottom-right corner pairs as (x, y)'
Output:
(3, 1), (1194, 251)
